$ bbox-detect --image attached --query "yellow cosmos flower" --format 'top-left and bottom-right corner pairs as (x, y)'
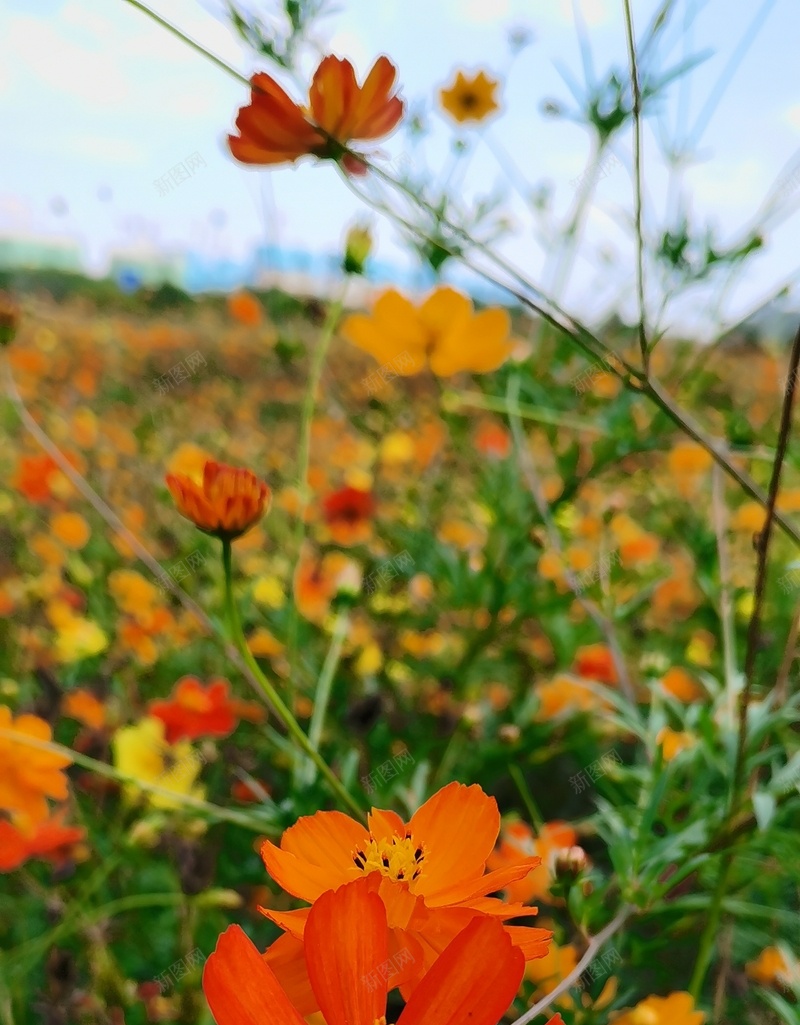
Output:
(54, 615), (108, 664)
(439, 70), (500, 124)
(656, 727), (695, 762)
(342, 286), (512, 378)
(112, 717), (205, 810)
(611, 991), (705, 1025)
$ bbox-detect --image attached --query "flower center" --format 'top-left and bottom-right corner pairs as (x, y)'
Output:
(352, 832), (425, 882)
(460, 92), (479, 110)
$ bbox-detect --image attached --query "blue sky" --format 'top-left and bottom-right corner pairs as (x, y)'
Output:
(1, 0), (799, 336)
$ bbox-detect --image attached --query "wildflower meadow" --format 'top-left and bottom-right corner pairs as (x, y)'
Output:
(1, 2), (799, 1024)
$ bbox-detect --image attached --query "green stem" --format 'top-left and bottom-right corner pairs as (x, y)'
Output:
(509, 765), (545, 831)
(221, 540), (364, 819)
(286, 293), (347, 685)
(0, 730), (275, 833)
(300, 609), (350, 786)
(688, 854), (734, 1000)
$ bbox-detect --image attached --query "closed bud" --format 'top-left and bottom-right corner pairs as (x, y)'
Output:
(343, 223), (373, 275)
(555, 845), (588, 879)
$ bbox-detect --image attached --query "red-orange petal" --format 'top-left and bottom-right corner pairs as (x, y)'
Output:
(397, 916), (524, 1025)
(203, 925), (307, 1025)
(304, 879), (388, 1025)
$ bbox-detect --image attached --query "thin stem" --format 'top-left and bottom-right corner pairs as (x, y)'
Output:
(445, 389), (610, 434)
(506, 374), (634, 700)
(510, 906), (634, 1025)
(221, 540), (365, 819)
(622, 0), (648, 371)
(300, 609), (350, 785)
(688, 855), (734, 1000)
(0, 729), (273, 833)
(711, 465), (737, 716)
(286, 292), (346, 685)
(732, 322), (800, 802)
(509, 765), (545, 832)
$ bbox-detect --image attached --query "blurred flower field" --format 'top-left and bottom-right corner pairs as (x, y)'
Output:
(1, 1), (800, 1023)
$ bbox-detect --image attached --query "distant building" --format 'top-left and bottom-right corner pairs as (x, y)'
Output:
(107, 247), (185, 289)
(0, 234), (84, 273)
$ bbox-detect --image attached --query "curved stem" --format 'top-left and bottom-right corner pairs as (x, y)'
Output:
(221, 540), (365, 819)
(510, 906), (634, 1025)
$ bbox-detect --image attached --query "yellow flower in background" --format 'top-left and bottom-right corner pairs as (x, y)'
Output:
(341, 286), (512, 377)
(656, 727), (695, 762)
(439, 69), (500, 124)
(611, 991), (705, 1025)
(108, 569), (160, 617)
(252, 575), (286, 609)
(51, 511), (91, 550)
(54, 615), (108, 664)
(746, 946), (799, 988)
(112, 717), (205, 810)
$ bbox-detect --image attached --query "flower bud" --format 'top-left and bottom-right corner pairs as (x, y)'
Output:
(343, 223), (373, 275)
(555, 845), (588, 879)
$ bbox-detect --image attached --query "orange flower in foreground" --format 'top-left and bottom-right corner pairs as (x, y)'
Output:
(488, 820), (578, 904)
(323, 486), (375, 546)
(341, 287), (513, 377)
(0, 706), (72, 832)
(150, 676), (263, 743)
(205, 879), (543, 1025)
(660, 667), (704, 703)
(612, 991), (705, 1025)
(259, 783), (551, 1010)
(0, 812), (85, 873)
(166, 460), (270, 541)
(229, 55), (404, 171)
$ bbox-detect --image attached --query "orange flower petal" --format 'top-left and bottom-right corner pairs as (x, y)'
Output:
(304, 880), (388, 1025)
(261, 811), (368, 901)
(407, 782), (499, 904)
(203, 925), (307, 1025)
(397, 916), (524, 1025)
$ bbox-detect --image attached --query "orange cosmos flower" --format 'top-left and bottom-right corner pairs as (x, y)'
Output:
(166, 460), (270, 541)
(149, 676), (263, 743)
(746, 946), (799, 988)
(259, 783), (551, 1010)
(293, 545), (359, 624)
(205, 878), (539, 1025)
(227, 291), (263, 325)
(323, 486), (375, 546)
(439, 70), (500, 124)
(0, 812), (85, 873)
(572, 643), (618, 685)
(62, 688), (106, 731)
(228, 55), (404, 171)
(0, 706), (72, 833)
(341, 286), (513, 377)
